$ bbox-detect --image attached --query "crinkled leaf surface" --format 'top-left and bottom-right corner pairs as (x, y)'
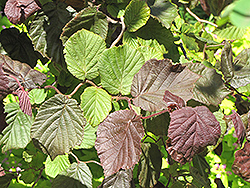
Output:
(31, 94), (85, 160)
(137, 46), (164, 61)
(186, 63), (231, 106)
(138, 143), (162, 188)
(167, 106), (221, 164)
(131, 59), (199, 111)
(226, 110), (246, 146)
(52, 162), (92, 188)
(99, 44), (145, 95)
(16, 90), (32, 117)
(64, 29), (106, 80)
(0, 102), (32, 153)
(45, 154), (71, 178)
(214, 25), (246, 40)
(95, 110), (144, 177)
(80, 87), (112, 127)
(149, 0), (178, 29)
(61, 6), (108, 43)
(99, 169), (133, 188)
(232, 142), (250, 182)
(29, 89), (47, 105)
(0, 63), (9, 99)
(221, 41), (234, 82)
(4, 0), (40, 24)
(124, 0), (150, 32)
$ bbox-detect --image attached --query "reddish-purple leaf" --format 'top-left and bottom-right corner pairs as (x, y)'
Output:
(16, 90), (32, 116)
(167, 106), (221, 164)
(4, 0), (40, 24)
(0, 63), (10, 99)
(246, 111), (250, 142)
(163, 90), (185, 108)
(131, 59), (200, 112)
(95, 110), (144, 177)
(232, 142), (250, 182)
(226, 110), (246, 146)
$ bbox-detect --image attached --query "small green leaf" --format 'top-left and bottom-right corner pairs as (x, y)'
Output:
(124, 0), (150, 32)
(64, 29), (106, 80)
(52, 162), (92, 188)
(80, 87), (112, 127)
(181, 33), (199, 52)
(29, 89), (47, 105)
(137, 46), (164, 61)
(99, 44), (145, 95)
(0, 102), (32, 153)
(45, 155), (71, 178)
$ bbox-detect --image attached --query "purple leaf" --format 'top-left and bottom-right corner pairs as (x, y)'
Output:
(163, 90), (185, 108)
(226, 110), (246, 146)
(232, 141), (250, 182)
(167, 106), (221, 164)
(95, 110), (144, 177)
(0, 63), (10, 99)
(16, 90), (32, 117)
(131, 59), (199, 112)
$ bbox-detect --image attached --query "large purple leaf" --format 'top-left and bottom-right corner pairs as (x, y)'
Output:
(232, 141), (250, 182)
(95, 110), (144, 177)
(16, 90), (32, 117)
(167, 106), (221, 164)
(4, 0), (40, 24)
(0, 63), (10, 99)
(131, 59), (200, 112)
(163, 90), (185, 108)
(226, 110), (246, 146)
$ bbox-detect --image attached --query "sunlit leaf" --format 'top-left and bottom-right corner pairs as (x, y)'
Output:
(15, 90), (32, 117)
(52, 162), (92, 188)
(0, 102), (32, 153)
(214, 25), (246, 40)
(64, 29), (106, 80)
(124, 0), (150, 32)
(230, 0), (250, 28)
(131, 59), (199, 111)
(99, 44), (145, 95)
(29, 89), (47, 105)
(95, 110), (144, 177)
(137, 46), (164, 61)
(167, 106), (221, 164)
(31, 94), (85, 160)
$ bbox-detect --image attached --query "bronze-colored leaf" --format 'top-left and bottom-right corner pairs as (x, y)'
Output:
(0, 63), (10, 99)
(232, 141), (250, 182)
(16, 90), (32, 116)
(167, 106), (221, 164)
(163, 90), (185, 108)
(4, 0), (40, 24)
(95, 110), (144, 177)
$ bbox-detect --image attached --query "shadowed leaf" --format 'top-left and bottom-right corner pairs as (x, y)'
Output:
(58, 0), (85, 9)
(0, 174), (15, 188)
(221, 41), (234, 82)
(167, 106), (221, 164)
(95, 110), (144, 177)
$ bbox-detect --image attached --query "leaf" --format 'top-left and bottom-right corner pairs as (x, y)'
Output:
(167, 106), (221, 164)
(199, 0), (232, 16)
(61, 6), (108, 43)
(58, 0), (85, 9)
(99, 169), (133, 188)
(45, 155), (71, 178)
(0, 174), (15, 188)
(4, 0), (40, 24)
(163, 90), (185, 108)
(137, 46), (164, 61)
(186, 63), (231, 106)
(138, 143), (162, 188)
(124, 0), (150, 32)
(15, 89), (32, 117)
(213, 25), (246, 40)
(190, 166), (210, 188)
(20, 169), (36, 184)
(99, 44), (145, 95)
(64, 29), (106, 80)
(74, 122), (97, 149)
(31, 94), (85, 160)
(0, 102), (32, 153)
(29, 89), (47, 105)
(52, 162), (92, 188)
(0, 63), (9, 99)
(232, 142), (250, 182)
(221, 41), (234, 82)
(226, 110), (246, 146)
(131, 59), (200, 112)
(230, 0), (250, 28)
(80, 87), (112, 127)
(95, 110), (144, 177)
(149, 0), (178, 29)
(181, 33), (199, 52)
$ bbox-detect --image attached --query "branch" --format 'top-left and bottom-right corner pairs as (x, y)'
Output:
(185, 7), (218, 28)
(141, 109), (169, 119)
(84, 160), (102, 166)
(66, 83), (84, 98)
(70, 152), (80, 164)
(106, 15), (120, 24)
(44, 85), (64, 95)
(86, 80), (98, 87)
(110, 16), (125, 48)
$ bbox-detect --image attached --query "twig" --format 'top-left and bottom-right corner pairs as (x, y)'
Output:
(84, 160), (102, 166)
(110, 16), (125, 48)
(31, 166), (44, 188)
(141, 109), (169, 119)
(186, 7), (218, 27)
(112, 96), (133, 111)
(44, 85), (63, 95)
(86, 80), (98, 87)
(106, 15), (120, 24)
(226, 83), (250, 100)
(70, 152), (80, 164)
(66, 83), (84, 97)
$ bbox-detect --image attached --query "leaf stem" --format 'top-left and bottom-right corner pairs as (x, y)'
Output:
(70, 152), (81, 164)
(113, 96), (133, 111)
(110, 16), (125, 48)
(106, 15), (120, 24)
(141, 109), (169, 119)
(66, 83), (84, 97)
(85, 80), (98, 87)
(31, 166), (44, 188)
(44, 85), (64, 95)
(185, 7), (218, 28)
(84, 160), (102, 166)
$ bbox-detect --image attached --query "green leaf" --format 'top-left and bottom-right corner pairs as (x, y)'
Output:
(181, 33), (199, 52)
(45, 155), (71, 178)
(80, 87), (112, 127)
(190, 166), (210, 188)
(221, 41), (234, 82)
(29, 89), (47, 105)
(99, 44), (145, 95)
(214, 25), (247, 40)
(186, 63), (231, 106)
(61, 6), (108, 43)
(31, 94), (85, 160)
(20, 169), (36, 184)
(124, 0), (150, 32)
(52, 162), (92, 188)
(137, 46), (164, 61)
(138, 143), (162, 188)
(0, 102), (32, 153)
(74, 122), (97, 149)
(149, 0), (178, 29)
(230, 0), (250, 28)
(0, 174), (15, 188)
(64, 29), (106, 81)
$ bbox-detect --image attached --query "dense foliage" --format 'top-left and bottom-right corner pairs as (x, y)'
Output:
(1, 0), (250, 187)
